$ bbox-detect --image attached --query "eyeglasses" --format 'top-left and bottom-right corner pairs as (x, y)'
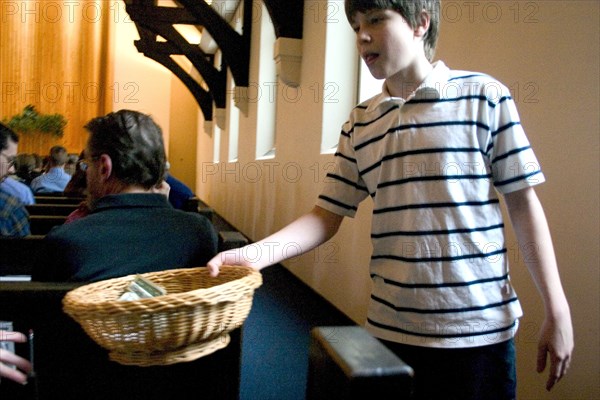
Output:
(0, 152), (16, 169)
(78, 155), (100, 171)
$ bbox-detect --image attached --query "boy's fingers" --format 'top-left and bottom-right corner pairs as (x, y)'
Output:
(206, 263), (220, 277)
(536, 344), (547, 373)
(546, 357), (562, 391)
(540, 345), (571, 391)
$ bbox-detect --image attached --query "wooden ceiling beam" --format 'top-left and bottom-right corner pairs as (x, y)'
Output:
(123, 0), (306, 119)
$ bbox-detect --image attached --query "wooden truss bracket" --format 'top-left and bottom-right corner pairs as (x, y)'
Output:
(124, 0), (304, 120)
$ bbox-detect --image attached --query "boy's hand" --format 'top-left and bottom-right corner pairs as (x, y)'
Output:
(536, 314), (574, 391)
(207, 248), (253, 277)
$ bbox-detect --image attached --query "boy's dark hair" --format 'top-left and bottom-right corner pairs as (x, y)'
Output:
(0, 122), (19, 151)
(85, 110), (166, 190)
(345, 0), (440, 61)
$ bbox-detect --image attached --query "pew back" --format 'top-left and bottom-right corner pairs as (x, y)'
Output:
(26, 204), (79, 216)
(306, 326), (414, 400)
(0, 235), (45, 277)
(28, 215), (67, 235)
(34, 196), (84, 205)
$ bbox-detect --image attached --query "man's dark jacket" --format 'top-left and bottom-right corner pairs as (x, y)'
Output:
(32, 193), (218, 282)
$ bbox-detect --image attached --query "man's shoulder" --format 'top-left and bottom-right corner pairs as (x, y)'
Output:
(168, 207), (214, 227)
(30, 174), (42, 184)
(0, 189), (25, 211)
(0, 178), (34, 202)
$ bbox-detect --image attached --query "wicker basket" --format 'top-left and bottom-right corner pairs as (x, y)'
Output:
(62, 266), (262, 366)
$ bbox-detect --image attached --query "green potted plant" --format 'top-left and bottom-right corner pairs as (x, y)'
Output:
(3, 105), (67, 137)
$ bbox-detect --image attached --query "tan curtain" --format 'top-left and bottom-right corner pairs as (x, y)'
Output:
(0, 0), (113, 155)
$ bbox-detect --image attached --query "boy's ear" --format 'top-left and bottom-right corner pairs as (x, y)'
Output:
(414, 10), (431, 38)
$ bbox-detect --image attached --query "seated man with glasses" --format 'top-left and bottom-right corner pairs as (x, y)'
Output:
(32, 110), (217, 282)
(0, 123), (30, 237)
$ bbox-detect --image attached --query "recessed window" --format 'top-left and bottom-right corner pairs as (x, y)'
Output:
(227, 70), (240, 163)
(320, 0), (357, 154)
(255, 2), (277, 160)
(357, 60), (384, 103)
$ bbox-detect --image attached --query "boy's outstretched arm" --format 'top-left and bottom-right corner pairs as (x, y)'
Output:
(207, 206), (344, 276)
(504, 187), (574, 391)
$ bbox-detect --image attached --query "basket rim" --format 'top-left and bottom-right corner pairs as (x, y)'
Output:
(62, 265), (262, 312)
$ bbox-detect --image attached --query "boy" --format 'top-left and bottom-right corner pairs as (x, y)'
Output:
(208, 1), (573, 398)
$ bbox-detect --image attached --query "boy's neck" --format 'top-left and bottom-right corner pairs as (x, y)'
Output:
(385, 59), (433, 100)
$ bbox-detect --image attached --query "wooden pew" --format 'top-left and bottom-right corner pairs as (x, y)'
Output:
(306, 326), (414, 400)
(0, 281), (242, 399)
(28, 215), (67, 235)
(34, 196), (84, 205)
(184, 197), (215, 222)
(0, 235), (45, 277)
(26, 204), (79, 216)
(219, 231), (249, 251)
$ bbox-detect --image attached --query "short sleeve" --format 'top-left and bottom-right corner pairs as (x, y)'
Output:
(487, 88), (545, 194)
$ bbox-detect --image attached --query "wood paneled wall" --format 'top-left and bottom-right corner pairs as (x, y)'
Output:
(0, 0), (113, 155)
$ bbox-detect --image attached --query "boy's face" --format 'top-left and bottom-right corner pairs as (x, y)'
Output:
(350, 9), (423, 82)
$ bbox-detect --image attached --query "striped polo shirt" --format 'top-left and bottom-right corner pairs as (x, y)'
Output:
(316, 61), (544, 348)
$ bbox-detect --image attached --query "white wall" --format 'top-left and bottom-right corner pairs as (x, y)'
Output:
(435, 2), (599, 399)
(110, 2), (171, 146)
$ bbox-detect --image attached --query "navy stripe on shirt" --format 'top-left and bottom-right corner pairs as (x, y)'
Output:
(367, 317), (518, 339)
(371, 294), (519, 315)
(371, 247), (507, 263)
(372, 272), (510, 289)
(371, 222), (505, 238)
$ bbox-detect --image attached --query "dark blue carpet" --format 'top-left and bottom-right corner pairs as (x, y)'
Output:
(239, 265), (353, 400)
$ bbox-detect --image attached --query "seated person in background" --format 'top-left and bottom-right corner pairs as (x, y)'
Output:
(63, 151), (87, 198)
(30, 145), (72, 193)
(0, 174), (35, 205)
(2, 153), (36, 205)
(0, 123), (30, 237)
(32, 110), (217, 282)
(62, 151), (91, 223)
(14, 153), (40, 185)
(164, 161), (195, 209)
(31, 153), (43, 176)
(0, 330), (33, 385)
(64, 153), (79, 175)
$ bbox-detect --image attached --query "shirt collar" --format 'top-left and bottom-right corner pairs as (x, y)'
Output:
(365, 60), (450, 113)
(92, 193), (171, 212)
